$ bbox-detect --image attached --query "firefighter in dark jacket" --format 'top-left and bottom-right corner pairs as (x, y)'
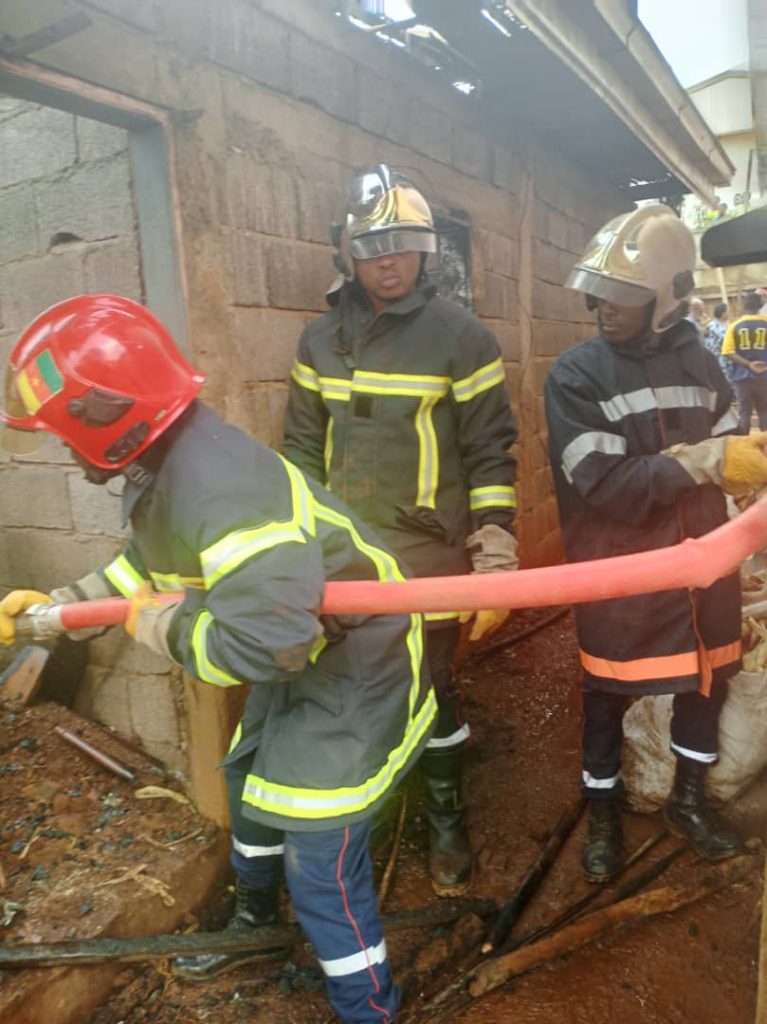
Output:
(282, 165), (518, 896)
(0, 295), (436, 1024)
(544, 205), (767, 883)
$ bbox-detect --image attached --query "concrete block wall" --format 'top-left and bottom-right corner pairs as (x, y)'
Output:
(0, 100), (185, 771)
(0, 0), (630, 799)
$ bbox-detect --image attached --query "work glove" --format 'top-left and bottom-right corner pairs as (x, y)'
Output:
(663, 432), (767, 496)
(124, 583), (177, 660)
(49, 571), (114, 641)
(0, 590), (52, 646)
(459, 524), (519, 642)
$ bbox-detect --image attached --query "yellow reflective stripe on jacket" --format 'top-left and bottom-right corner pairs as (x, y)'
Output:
(191, 611), (242, 687)
(414, 394), (440, 507)
(150, 571), (205, 593)
(242, 682), (436, 820)
(200, 457), (316, 589)
(452, 358), (505, 403)
(323, 416), (334, 483)
(320, 377), (352, 402)
(469, 485), (517, 511)
(104, 555), (146, 597)
(291, 360), (321, 393)
(228, 721), (243, 754)
(314, 500), (404, 584)
(352, 370), (449, 398)
(425, 611), (461, 622)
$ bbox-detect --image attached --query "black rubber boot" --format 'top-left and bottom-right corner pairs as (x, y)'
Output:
(420, 748), (473, 897)
(664, 756), (744, 861)
(582, 798), (623, 884)
(172, 880), (288, 981)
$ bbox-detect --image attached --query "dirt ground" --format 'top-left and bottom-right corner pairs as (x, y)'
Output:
(1, 610), (764, 1023)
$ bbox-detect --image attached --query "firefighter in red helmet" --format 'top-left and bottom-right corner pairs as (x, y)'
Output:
(0, 295), (435, 1023)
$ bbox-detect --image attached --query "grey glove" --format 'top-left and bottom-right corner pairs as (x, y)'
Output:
(466, 524), (519, 574)
(49, 571), (113, 641)
(130, 600), (178, 660)
(663, 432), (767, 495)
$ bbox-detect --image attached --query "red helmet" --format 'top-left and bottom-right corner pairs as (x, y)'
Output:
(1, 294), (205, 469)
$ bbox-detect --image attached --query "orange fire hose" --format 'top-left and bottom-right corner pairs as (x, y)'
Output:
(16, 494), (767, 637)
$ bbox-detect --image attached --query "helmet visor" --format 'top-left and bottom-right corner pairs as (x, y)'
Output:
(565, 266), (655, 308)
(350, 229), (438, 260)
(1, 366), (44, 455)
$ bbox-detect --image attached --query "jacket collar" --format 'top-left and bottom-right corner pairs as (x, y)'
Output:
(120, 403), (196, 523)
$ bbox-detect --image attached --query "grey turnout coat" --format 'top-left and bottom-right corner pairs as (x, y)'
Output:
(97, 402), (436, 830)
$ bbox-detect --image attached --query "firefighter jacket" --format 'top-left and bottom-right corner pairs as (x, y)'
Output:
(98, 401), (436, 832)
(544, 320), (742, 697)
(282, 281), (518, 626)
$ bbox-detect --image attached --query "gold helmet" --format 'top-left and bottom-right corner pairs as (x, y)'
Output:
(566, 204), (696, 332)
(345, 164), (437, 260)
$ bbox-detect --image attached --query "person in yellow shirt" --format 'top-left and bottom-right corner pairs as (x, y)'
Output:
(722, 292), (767, 433)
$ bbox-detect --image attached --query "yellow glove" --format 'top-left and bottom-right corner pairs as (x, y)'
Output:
(458, 607), (511, 642)
(722, 433), (767, 495)
(0, 590), (53, 646)
(125, 583), (160, 638)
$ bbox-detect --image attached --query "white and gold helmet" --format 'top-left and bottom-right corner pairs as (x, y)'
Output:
(345, 164), (437, 260)
(566, 204), (696, 332)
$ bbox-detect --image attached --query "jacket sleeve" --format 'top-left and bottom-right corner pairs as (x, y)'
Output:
(544, 363), (699, 527)
(282, 326), (330, 485)
(166, 464), (326, 688)
(100, 539), (152, 596)
(450, 321), (518, 529)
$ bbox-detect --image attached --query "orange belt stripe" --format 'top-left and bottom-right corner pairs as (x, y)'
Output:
(579, 641), (741, 682)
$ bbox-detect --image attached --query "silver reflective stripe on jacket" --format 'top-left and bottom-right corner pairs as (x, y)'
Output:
(598, 385), (718, 423)
(561, 431), (627, 483)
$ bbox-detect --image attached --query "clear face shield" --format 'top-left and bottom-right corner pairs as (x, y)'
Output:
(1, 365), (44, 456)
(345, 164), (436, 259)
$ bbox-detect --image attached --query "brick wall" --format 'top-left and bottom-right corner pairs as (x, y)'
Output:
(0, 0), (627, 794)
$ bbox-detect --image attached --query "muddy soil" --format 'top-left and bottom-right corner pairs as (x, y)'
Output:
(2, 611), (764, 1023)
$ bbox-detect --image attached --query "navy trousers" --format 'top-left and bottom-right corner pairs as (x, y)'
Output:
(581, 681), (729, 800)
(226, 754), (398, 1024)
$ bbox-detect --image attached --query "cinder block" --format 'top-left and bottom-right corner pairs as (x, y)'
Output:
(266, 237), (332, 312)
(0, 186), (41, 265)
(0, 251), (85, 332)
(492, 145), (523, 195)
(207, 2), (290, 93)
(484, 319), (520, 362)
(356, 67), (409, 144)
(75, 117), (129, 163)
(477, 230), (517, 279)
(475, 272), (517, 320)
(83, 236), (143, 299)
(267, 383), (290, 448)
(408, 102), (452, 165)
(219, 155), (299, 237)
(0, 97), (28, 121)
(129, 673), (181, 747)
(88, 626), (172, 677)
(289, 31), (357, 124)
(296, 177), (342, 245)
(452, 122), (491, 182)
(75, 667), (134, 741)
(231, 307), (309, 381)
(36, 157), (136, 249)
(0, 106), (76, 189)
(0, 464), (73, 529)
(228, 231), (269, 307)
(4, 531), (123, 593)
(66, 471), (126, 536)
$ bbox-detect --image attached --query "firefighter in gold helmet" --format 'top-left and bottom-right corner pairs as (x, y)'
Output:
(283, 165), (519, 897)
(545, 205), (767, 883)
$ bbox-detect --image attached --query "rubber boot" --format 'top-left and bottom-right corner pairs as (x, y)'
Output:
(172, 879), (288, 981)
(582, 798), (623, 883)
(420, 748), (473, 897)
(664, 756), (744, 861)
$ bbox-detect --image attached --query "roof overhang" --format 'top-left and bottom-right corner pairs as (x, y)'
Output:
(408, 0), (733, 204)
